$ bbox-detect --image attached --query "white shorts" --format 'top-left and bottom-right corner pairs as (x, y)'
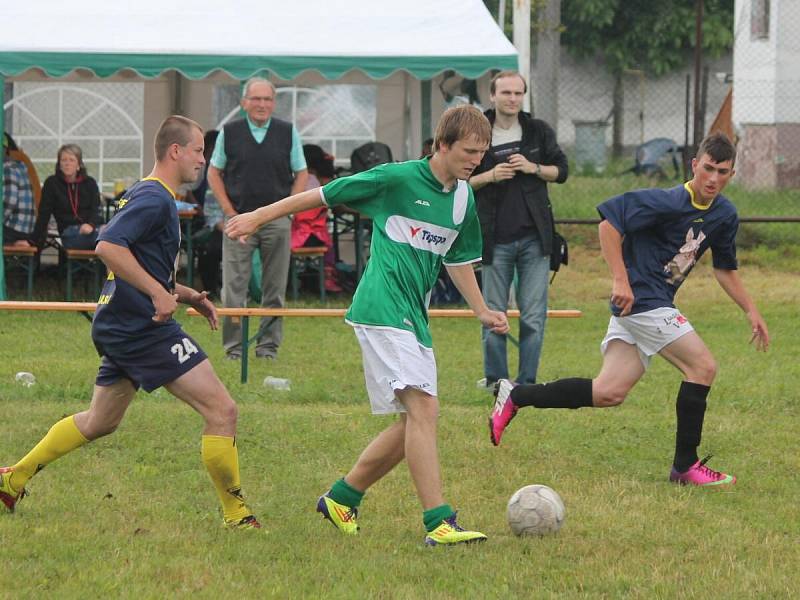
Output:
(600, 307), (694, 369)
(351, 324), (437, 415)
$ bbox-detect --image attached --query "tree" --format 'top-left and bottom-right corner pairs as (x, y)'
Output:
(561, 0), (733, 155)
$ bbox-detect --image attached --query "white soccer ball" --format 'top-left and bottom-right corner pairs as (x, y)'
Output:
(507, 484), (565, 537)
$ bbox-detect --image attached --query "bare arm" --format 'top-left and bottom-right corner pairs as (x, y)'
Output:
(95, 240), (178, 322)
(598, 219), (634, 316)
(174, 283), (219, 330)
(507, 155), (561, 182)
(445, 263), (509, 334)
(224, 188), (324, 241)
(290, 169), (309, 196)
(469, 163), (516, 191)
(207, 165), (237, 218)
(713, 268), (769, 351)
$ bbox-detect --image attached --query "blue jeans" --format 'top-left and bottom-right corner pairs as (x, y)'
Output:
(60, 225), (99, 250)
(481, 233), (549, 385)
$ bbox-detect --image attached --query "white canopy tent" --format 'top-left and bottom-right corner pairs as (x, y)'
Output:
(0, 0), (516, 297)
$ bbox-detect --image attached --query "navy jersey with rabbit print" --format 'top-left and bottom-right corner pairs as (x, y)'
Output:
(597, 182), (738, 316)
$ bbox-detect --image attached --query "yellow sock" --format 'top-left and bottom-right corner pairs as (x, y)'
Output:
(11, 415), (89, 491)
(201, 435), (250, 523)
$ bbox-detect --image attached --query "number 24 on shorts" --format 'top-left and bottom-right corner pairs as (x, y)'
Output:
(171, 337), (199, 364)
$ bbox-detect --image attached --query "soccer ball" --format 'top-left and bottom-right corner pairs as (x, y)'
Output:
(507, 484), (565, 537)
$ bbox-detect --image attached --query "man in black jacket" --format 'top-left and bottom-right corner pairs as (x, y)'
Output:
(469, 71), (568, 387)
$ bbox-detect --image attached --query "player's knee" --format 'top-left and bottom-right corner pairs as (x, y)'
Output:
(686, 356), (717, 385)
(216, 398), (238, 426)
(592, 384), (627, 408)
(403, 393), (439, 422)
(85, 419), (121, 439)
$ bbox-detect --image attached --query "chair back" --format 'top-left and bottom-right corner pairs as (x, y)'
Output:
(350, 142), (393, 174)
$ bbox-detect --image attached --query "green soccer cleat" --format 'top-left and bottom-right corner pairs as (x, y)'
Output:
(424, 513), (487, 546)
(316, 493), (359, 535)
(1, 467), (27, 513)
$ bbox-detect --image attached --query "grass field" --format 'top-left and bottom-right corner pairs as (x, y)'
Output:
(2, 243), (799, 598)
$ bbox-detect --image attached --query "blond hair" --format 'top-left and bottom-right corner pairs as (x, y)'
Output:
(433, 105), (491, 151)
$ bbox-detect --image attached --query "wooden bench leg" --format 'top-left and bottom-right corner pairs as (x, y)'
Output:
(26, 255), (34, 301)
(66, 258), (74, 302)
(92, 261), (101, 300)
(317, 256), (325, 302)
(290, 258), (300, 302)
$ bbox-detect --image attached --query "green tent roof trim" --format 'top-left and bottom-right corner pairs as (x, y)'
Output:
(0, 52), (517, 80)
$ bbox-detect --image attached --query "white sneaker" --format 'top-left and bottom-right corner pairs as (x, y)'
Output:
(476, 377), (496, 392)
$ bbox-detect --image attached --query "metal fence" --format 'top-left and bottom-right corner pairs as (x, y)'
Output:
(507, 0), (800, 249)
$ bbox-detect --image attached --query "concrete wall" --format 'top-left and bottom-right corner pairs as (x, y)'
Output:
(734, 0), (800, 188)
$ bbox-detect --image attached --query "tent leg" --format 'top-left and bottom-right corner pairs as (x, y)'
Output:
(421, 79), (431, 146)
(1, 75), (7, 300)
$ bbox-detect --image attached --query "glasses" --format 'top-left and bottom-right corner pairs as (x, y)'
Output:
(245, 96), (274, 103)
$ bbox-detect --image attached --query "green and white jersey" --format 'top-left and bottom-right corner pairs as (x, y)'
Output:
(321, 159), (482, 347)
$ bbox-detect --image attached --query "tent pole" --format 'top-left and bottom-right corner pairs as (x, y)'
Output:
(0, 74), (6, 300)
(421, 79), (431, 150)
(513, 0), (531, 112)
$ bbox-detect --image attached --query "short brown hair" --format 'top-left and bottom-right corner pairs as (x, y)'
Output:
(490, 70), (528, 95)
(56, 143), (87, 178)
(696, 132), (736, 167)
(433, 105), (491, 151)
(154, 115), (203, 161)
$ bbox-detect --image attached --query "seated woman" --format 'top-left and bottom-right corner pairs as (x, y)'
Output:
(291, 145), (341, 292)
(30, 144), (102, 250)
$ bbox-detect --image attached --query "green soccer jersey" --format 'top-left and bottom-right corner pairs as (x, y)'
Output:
(321, 158), (482, 347)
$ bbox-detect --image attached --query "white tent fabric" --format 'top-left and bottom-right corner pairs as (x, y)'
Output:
(0, 0), (516, 79)
(0, 0), (516, 298)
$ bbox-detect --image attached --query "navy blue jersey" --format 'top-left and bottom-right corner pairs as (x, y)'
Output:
(597, 183), (738, 316)
(92, 178), (182, 350)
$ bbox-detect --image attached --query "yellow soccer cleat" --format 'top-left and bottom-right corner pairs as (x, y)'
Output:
(0, 467), (27, 513)
(316, 493), (359, 535)
(224, 514), (263, 530)
(424, 513), (487, 546)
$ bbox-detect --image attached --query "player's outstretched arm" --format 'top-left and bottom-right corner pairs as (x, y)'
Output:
(174, 284), (218, 331)
(95, 240), (178, 322)
(713, 268), (770, 351)
(599, 219), (634, 316)
(445, 263), (509, 334)
(224, 188), (324, 242)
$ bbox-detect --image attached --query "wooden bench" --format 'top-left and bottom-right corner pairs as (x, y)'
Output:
(186, 307), (583, 383)
(64, 249), (103, 301)
(3, 245), (38, 300)
(0, 302), (582, 385)
(289, 247), (328, 302)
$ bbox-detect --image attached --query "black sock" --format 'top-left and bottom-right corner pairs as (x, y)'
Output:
(510, 378), (593, 409)
(673, 381), (710, 472)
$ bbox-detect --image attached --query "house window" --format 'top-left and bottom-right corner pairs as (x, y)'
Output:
(214, 84), (377, 167)
(751, 0), (770, 40)
(4, 82), (144, 193)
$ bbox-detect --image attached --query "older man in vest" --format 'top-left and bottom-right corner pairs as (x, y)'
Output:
(207, 78), (308, 360)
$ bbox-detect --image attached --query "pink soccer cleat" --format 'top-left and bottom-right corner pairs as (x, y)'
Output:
(669, 455), (736, 486)
(489, 379), (518, 446)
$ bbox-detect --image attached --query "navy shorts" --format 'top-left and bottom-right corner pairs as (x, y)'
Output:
(95, 330), (208, 392)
